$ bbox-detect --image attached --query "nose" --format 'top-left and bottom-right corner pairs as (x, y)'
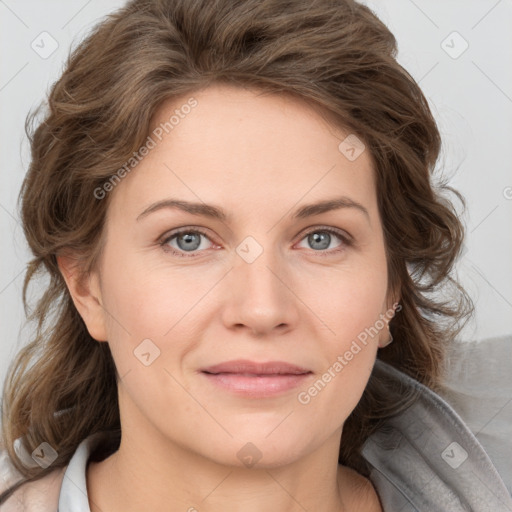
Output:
(220, 246), (300, 337)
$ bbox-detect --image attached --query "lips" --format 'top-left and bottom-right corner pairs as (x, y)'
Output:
(200, 359), (313, 398)
(201, 359), (312, 376)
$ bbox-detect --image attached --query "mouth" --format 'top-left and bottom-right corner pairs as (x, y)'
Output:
(200, 360), (313, 398)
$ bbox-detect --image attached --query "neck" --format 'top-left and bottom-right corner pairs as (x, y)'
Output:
(86, 430), (354, 512)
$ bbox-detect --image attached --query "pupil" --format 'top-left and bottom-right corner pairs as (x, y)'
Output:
(310, 232), (330, 250)
(178, 233), (201, 251)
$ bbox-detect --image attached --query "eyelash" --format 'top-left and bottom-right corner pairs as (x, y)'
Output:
(159, 226), (353, 258)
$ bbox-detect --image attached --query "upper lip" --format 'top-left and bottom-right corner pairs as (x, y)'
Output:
(201, 359), (312, 375)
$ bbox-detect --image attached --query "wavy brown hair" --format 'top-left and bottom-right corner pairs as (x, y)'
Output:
(0, 0), (473, 503)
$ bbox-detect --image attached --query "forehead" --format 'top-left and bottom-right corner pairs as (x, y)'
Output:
(108, 83), (378, 225)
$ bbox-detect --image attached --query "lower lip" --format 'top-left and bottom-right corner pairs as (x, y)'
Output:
(201, 372), (312, 398)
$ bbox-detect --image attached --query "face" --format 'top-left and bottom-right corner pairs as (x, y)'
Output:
(74, 84), (396, 468)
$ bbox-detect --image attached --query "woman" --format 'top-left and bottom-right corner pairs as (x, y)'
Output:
(1, 0), (510, 510)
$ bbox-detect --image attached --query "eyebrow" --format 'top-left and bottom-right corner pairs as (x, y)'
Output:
(136, 196), (370, 223)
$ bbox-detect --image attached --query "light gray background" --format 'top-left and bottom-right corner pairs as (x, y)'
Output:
(1, 0), (511, 397)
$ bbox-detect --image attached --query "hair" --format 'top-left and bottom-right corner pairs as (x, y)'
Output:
(0, 0), (473, 504)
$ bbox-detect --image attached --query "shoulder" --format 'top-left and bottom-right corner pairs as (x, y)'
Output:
(1, 430), (117, 511)
(438, 336), (512, 493)
(362, 358), (512, 512)
(0, 448), (66, 512)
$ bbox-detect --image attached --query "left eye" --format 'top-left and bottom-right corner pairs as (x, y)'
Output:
(296, 228), (349, 253)
(160, 227), (351, 257)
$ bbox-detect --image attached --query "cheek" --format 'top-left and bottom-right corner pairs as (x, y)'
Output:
(335, 282), (386, 346)
(98, 253), (213, 380)
(300, 260), (387, 400)
(307, 260), (388, 343)
(100, 253), (198, 334)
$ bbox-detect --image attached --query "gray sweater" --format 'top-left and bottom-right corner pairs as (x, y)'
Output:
(361, 359), (512, 511)
(1, 358), (511, 511)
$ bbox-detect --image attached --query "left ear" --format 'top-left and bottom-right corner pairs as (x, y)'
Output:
(377, 286), (401, 348)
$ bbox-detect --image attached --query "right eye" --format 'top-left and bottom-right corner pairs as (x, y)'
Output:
(160, 228), (217, 257)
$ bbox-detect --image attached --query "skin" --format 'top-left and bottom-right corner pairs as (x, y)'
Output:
(59, 83), (397, 512)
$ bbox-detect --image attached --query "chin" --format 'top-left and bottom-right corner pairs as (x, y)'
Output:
(201, 433), (313, 470)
